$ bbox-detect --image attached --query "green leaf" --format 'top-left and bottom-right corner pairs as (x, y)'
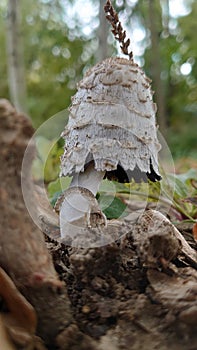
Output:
(50, 190), (63, 207)
(48, 177), (71, 206)
(98, 195), (128, 219)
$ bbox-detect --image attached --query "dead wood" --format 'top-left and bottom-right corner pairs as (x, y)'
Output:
(0, 100), (73, 349)
(0, 100), (197, 350)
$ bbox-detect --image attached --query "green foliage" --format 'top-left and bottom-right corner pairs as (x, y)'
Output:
(48, 177), (71, 206)
(0, 0), (97, 127)
(163, 169), (197, 220)
(98, 170), (197, 221)
(0, 0), (196, 158)
(21, 0), (88, 127)
(97, 180), (130, 219)
(98, 195), (128, 219)
(145, 168), (197, 221)
(32, 136), (63, 183)
(141, 0), (197, 158)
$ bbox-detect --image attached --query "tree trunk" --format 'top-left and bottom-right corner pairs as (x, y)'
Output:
(148, 0), (167, 135)
(97, 0), (109, 61)
(6, 0), (27, 113)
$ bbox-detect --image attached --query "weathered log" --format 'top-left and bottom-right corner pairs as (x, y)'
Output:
(0, 100), (73, 348)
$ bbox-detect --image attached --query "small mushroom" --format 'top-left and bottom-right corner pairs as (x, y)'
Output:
(57, 57), (161, 241)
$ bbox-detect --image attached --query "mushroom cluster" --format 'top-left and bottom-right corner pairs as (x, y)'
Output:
(57, 57), (161, 242)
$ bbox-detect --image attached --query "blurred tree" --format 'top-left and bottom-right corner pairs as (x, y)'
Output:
(160, 0), (197, 158)
(0, 0), (196, 158)
(167, 0), (197, 157)
(130, 0), (196, 157)
(6, 0), (27, 113)
(97, 0), (109, 61)
(0, 2), (9, 100)
(148, 0), (167, 134)
(20, 0), (95, 127)
(0, 0), (97, 127)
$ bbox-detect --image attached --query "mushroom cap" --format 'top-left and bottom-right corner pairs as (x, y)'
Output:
(60, 57), (161, 182)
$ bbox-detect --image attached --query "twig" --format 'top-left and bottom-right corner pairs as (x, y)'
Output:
(104, 0), (133, 60)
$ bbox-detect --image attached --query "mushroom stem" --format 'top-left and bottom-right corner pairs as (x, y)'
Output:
(58, 162), (106, 241)
(70, 161), (105, 196)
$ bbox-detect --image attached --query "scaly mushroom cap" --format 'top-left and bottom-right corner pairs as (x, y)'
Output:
(60, 57), (161, 182)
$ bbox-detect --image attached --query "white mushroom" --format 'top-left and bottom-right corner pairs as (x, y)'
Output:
(55, 162), (107, 241)
(57, 57), (161, 240)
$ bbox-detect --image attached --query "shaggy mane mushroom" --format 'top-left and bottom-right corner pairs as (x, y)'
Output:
(56, 2), (161, 244)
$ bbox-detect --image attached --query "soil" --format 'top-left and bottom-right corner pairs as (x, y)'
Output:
(0, 99), (197, 350)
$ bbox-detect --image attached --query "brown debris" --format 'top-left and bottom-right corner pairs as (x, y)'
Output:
(131, 209), (182, 267)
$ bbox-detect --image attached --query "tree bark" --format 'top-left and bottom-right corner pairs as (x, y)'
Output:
(6, 0), (27, 113)
(97, 0), (109, 61)
(148, 0), (167, 135)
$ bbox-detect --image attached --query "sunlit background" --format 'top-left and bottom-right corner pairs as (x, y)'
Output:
(0, 0), (196, 160)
